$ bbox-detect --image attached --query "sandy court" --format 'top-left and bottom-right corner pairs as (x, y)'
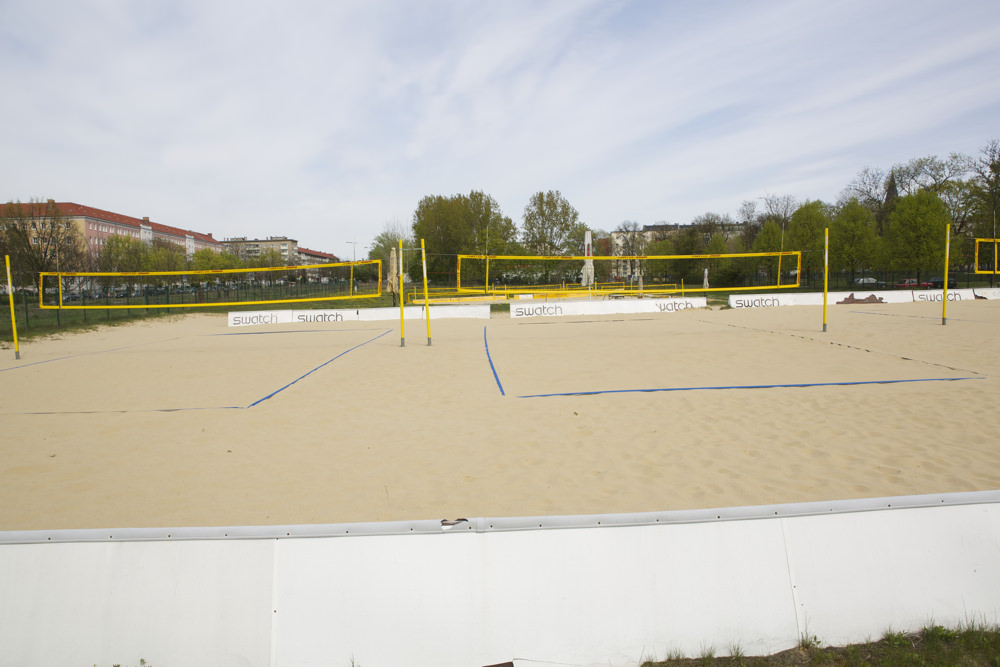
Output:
(2, 299), (999, 531)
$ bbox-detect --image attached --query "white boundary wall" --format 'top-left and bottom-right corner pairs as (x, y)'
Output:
(728, 288), (996, 308)
(228, 304), (490, 327)
(510, 297), (707, 318)
(1, 491), (998, 667)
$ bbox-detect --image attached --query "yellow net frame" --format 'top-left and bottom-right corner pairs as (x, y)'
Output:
(974, 238), (999, 275)
(452, 251), (801, 299)
(39, 260), (382, 309)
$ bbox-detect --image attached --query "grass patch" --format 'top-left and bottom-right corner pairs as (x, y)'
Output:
(640, 623), (1000, 665)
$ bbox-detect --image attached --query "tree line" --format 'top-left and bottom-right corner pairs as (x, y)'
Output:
(4, 139), (998, 289)
(370, 139), (999, 285)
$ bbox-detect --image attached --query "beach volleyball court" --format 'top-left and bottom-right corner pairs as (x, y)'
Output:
(2, 300), (998, 530)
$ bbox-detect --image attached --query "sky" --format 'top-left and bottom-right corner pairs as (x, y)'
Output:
(2, 0), (999, 259)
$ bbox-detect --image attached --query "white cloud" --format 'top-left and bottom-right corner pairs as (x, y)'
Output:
(2, 0), (998, 254)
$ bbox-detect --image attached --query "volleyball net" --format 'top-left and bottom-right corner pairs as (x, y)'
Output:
(974, 238), (999, 274)
(453, 251), (800, 298)
(38, 260), (382, 309)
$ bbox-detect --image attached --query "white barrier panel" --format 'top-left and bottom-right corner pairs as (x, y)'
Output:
(510, 297), (707, 319)
(228, 304), (490, 327)
(0, 540), (275, 667)
(1, 491), (998, 667)
(975, 287), (1000, 299)
(912, 288), (976, 302)
(728, 290), (945, 308)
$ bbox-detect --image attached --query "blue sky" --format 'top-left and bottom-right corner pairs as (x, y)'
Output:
(2, 0), (998, 258)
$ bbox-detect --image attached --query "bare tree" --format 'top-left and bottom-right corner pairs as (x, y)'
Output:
(965, 139), (1000, 241)
(613, 221), (646, 279)
(761, 193), (797, 227)
(0, 199), (85, 287)
(841, 166), (888, 213)
(691, 212), (737, 242)
(737, 199), (760, 249)
(892, 154), (967, 195)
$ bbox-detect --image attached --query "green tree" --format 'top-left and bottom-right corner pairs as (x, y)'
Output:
(98, 235), (146, 273)
(830, 199), (877, 281)
(467, 190), (517, 256)
(97, 235), (147, 295)
(752, 220), (783, 280)
(412, 194), (476, 284)
(521, 190), (579, 255)
(787, 200), (830, 285)
(645, 237), (674, 283)
(878, 171), (900, 236)
(411, 191), (516, 286)
(672, 225), (707, 256)
(146, 238), (186, 272)
(884, 190), (950, 276)
(190, 247), (238, 271)
(564, 221), (591, 256)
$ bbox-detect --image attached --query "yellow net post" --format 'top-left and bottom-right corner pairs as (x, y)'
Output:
(5, 255), (20, 360)
(942, 224), (951, 326)
(398, 239), (405, 347)
(823, 228), (829, 333)
(421, 239), (431, 346)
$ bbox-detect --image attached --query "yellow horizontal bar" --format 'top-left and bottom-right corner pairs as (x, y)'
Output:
(39, 293), (381, 310)
(40, 259), (380, 279)
(457, 251), (800, 262)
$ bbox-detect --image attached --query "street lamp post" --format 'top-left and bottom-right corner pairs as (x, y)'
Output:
(346, 238), (357, 297)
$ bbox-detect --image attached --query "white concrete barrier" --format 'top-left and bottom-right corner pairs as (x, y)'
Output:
(228, 304), (490, 327)
(510, 297), (707, 319)
(728, 289), (978, 308)
(1, 491), (998, 667)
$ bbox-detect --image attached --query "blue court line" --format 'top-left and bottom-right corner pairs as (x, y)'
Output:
(517, 376), (984, 398)
(246, 328), (392, 407)
(483, 326), (505, 396)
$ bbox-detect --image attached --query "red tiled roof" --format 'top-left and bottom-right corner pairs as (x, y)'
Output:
(298, 246), (339, 261)
(51, 202), (219, 246)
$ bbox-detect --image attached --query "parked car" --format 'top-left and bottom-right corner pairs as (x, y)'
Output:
(894, 278), (933, 289)
(928, 276), (957, 289)
(854, 277), (886, 288)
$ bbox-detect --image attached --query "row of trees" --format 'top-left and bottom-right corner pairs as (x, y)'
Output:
(377, 139), (999, 286)
(370, 189), (590, 282)
(5, 140), (998, 290)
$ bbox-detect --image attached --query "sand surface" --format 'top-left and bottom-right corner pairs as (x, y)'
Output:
(2, 300), (999, 531)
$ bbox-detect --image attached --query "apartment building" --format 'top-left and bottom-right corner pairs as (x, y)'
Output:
(222, 236), (300, 264)
(3, 201), (223, 257)
(297, 246), (339, 264)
